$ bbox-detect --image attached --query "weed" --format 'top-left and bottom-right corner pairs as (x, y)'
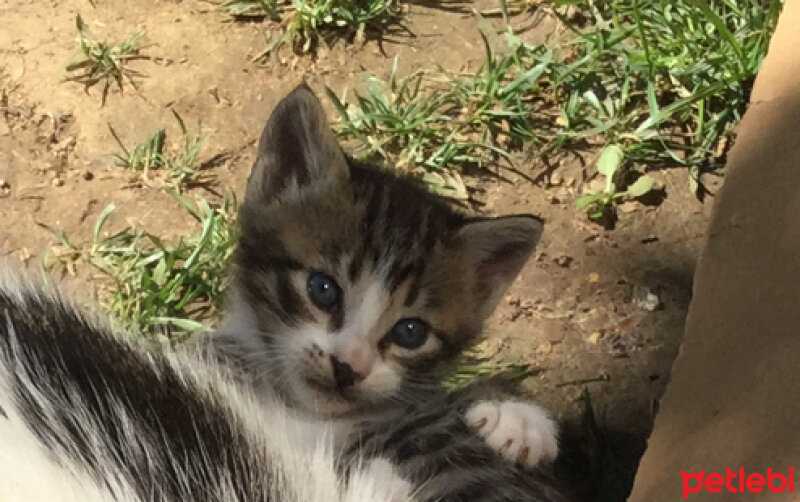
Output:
(326, 35), (556, 183)
(284, 0), (401, 52)
(40, 190), (237, 338)
(575, 145), (655, 224)
(167, 111), (207, 186)
(446, 360), (537, 391)
(221, 0), (281, 19)
(222, 0), (402, 58)
(109, 111), (208, 188)
(549, 0), (783, 193)
(109, 126), (166, 175)
(65, 15), (147, 105)
(328, 0), (782, 219)
(326, 63), (451, 170)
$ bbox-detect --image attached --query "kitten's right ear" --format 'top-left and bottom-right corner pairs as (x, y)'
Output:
(246, 83), (349, 203)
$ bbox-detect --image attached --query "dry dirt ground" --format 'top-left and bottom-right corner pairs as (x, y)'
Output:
(0, 0), (719, 499)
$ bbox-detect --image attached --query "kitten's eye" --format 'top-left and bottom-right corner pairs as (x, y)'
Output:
(390, 319), (429, 349)
(307, 272), (341, 311)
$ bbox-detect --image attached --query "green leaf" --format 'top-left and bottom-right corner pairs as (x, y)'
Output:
(689, 165), (700, 195)
(626, 175), (655, 198)
(93, 204), (116, 243)
(575, 193), (601, 208)
(597, 144), (624, 178)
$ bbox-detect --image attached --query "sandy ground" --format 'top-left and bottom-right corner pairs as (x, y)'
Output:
(0, 1), (718, 498)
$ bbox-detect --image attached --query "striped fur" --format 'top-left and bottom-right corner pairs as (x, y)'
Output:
(0, 279), (415, 502)
(213, 84), (545, 420)
(345, 378), (570, 502)
(210, 84), (571, 501)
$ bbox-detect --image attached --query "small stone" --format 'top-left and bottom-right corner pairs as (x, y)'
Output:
(535, 341), (553, 355)
(587, 178), (605, 193)
(588, 272), (600, 283)
(587, 332), (601, 344)
(539, 319), (568, 344)
(637, 292), (661, 312)
(0, 179), (8, 189)
(549, 172), (563, 186)
(51, 177), (64, 187)
(554, 255), (572, 268)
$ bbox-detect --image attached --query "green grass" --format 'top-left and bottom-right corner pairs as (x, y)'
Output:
(549, 0), (783, 193)
(446, 359), (537, 391)
(325, 39), (552, 182)
(222, 0), (282, 19)
(328, 0), (783, 206)
(65, 15), (147, 105)
(221, 0), (402, 57)
(109, 111), (208, 188)
(40, 190), (237, 339)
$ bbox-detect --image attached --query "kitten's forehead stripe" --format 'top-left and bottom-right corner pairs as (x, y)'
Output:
(347, 245), (365, 282)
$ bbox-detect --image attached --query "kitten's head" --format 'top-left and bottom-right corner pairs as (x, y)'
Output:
(220, 84), (543, 417)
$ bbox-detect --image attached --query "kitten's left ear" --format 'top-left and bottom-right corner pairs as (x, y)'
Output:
(456, 215), (544, 319)
(246, 83), (349, 203)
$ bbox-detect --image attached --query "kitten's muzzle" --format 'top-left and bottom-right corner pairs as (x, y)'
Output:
(330, 355), (363, 389)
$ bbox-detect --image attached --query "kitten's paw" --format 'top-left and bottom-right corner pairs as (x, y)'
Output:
(347, 457), (413, 502)
(464, 400), (558, 468)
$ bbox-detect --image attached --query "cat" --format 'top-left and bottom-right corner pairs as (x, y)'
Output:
(0, 276), (416, 502)
(209, 83), (568, 500)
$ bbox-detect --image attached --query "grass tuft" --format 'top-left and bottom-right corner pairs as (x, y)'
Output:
(328, 0), (783, 208)
(108, 111), (209, 188)
(222, 0), (281, 19)
(40, 191), (237, 339)
(446, 360), (537, 391)
(65, 15), (147, 105)
(220, 0), (402, 58)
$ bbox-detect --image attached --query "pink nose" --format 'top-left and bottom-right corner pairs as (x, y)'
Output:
(337, 345), (373, 378)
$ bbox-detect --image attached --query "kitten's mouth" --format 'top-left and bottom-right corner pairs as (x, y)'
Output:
(303, 376), (356, 402)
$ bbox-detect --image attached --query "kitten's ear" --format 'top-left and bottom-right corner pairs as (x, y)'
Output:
(456, 215), (543, 318)
(246, 83), (349, 202)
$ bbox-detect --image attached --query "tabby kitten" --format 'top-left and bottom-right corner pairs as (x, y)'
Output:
(211, 84), (564, 492)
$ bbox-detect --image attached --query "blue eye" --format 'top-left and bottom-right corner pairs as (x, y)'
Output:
(307, 272), (341, 311)
(390, 319), (429, 349)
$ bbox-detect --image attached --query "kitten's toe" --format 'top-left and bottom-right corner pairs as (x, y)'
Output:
(464, 400), (501, 433)
(465, 400), (558, 469)
(347, 457), (413, 502)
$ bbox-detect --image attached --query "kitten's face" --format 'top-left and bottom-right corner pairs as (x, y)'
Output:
(219, 85), (543, 417)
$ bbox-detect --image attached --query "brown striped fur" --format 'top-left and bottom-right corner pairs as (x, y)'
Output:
(212, 84), (544, 421)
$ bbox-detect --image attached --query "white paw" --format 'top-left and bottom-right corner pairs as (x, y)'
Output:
(346, 457), (414, 502)
(464, 400), (558, 468)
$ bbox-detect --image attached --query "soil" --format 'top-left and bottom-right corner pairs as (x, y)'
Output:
(0, 1), (719, 499)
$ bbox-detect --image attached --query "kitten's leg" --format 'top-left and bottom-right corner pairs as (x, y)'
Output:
(344, 457), (415, 502)
(464, 400), (558, 468)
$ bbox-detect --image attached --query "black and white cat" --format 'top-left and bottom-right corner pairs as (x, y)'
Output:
(0, 278), (415, 501)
